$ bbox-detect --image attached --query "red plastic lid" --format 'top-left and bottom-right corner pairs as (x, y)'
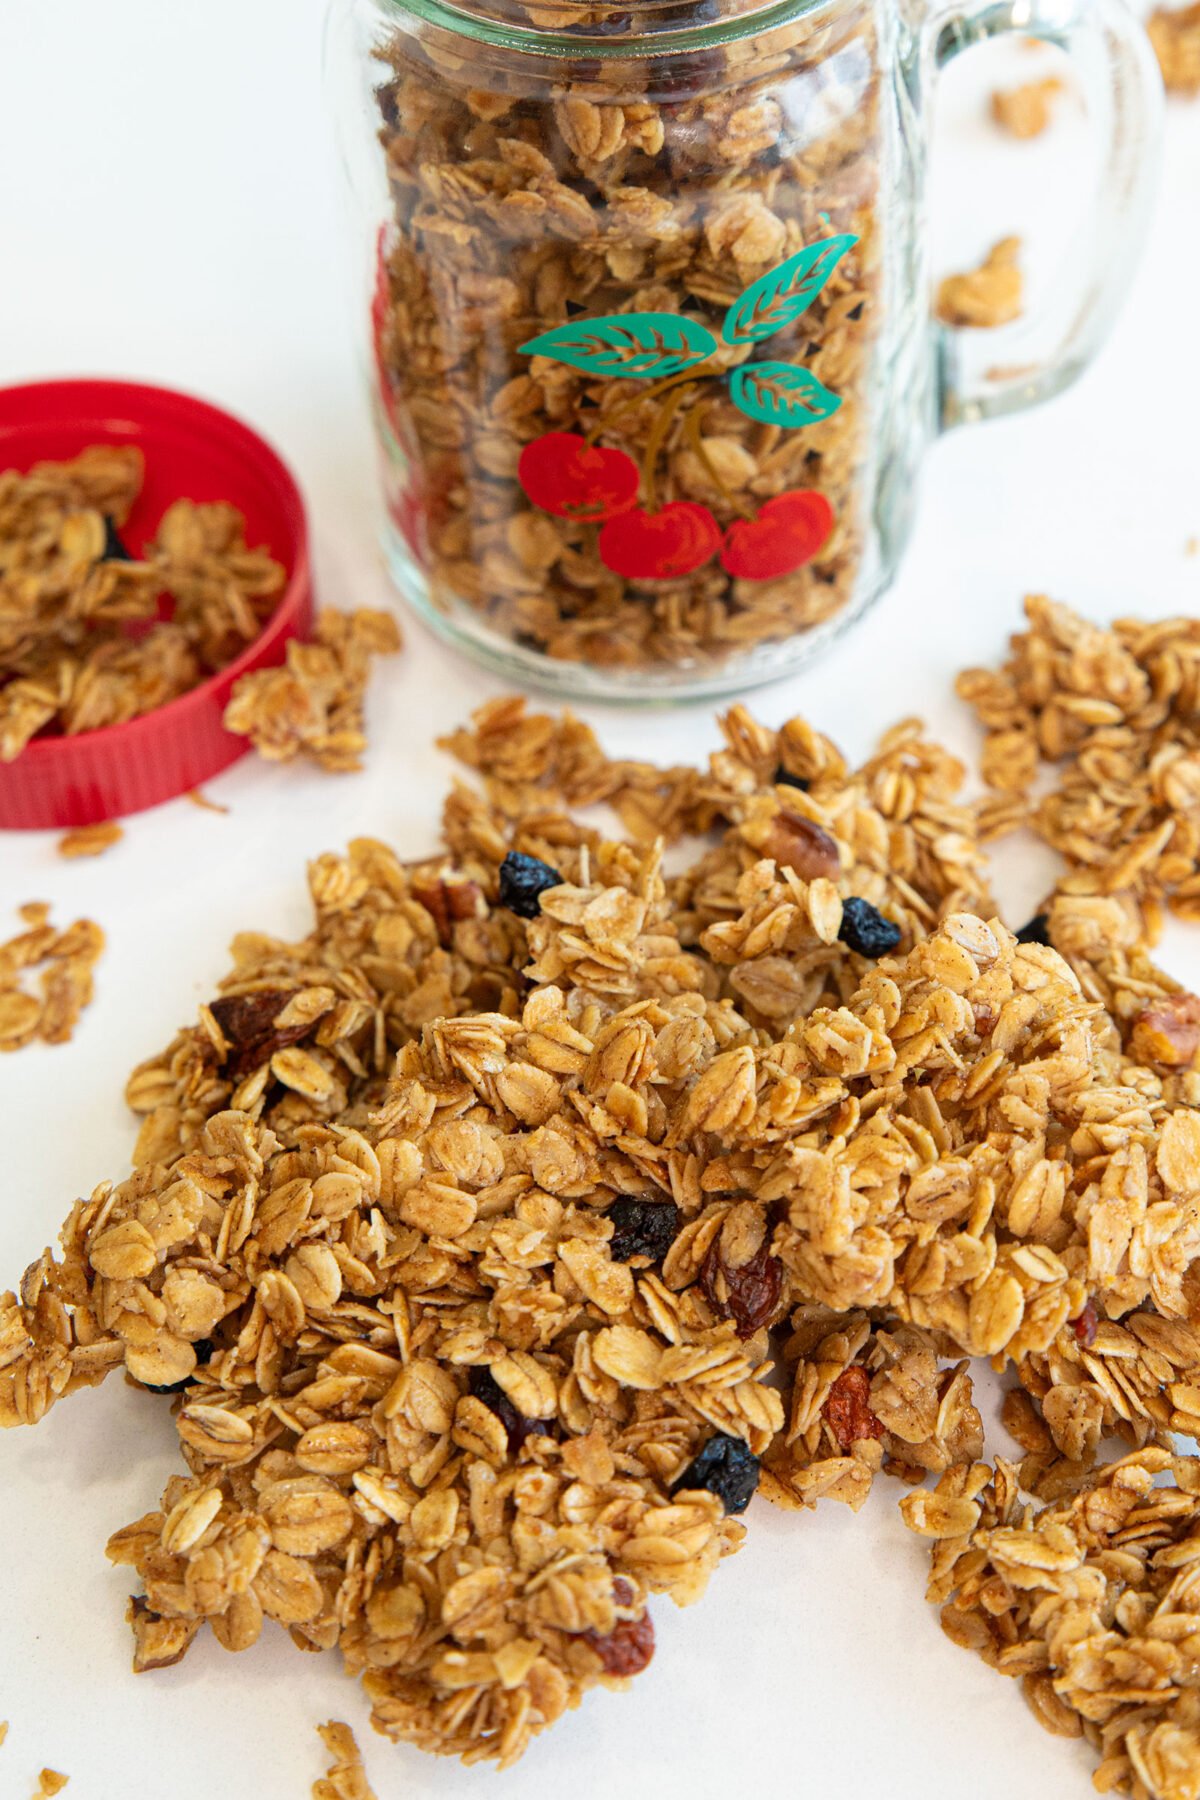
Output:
(0, 378), (313, 829)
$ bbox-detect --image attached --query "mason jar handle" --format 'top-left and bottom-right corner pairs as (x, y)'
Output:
(930, 0), (1163, 430)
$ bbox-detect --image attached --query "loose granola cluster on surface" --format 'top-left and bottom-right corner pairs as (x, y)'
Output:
(935, 236), (1024, 330)
(2, 639), (1200, 1790)
(372, 0), (880, 675)
(223, 609), (402, 774)
(0, 903), (104, 1053)
(0, 448), (286, 760)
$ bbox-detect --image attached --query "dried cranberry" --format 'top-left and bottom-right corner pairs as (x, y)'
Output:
(585, 1610), (655, 1675)
(670, 1433), (760, 1515)
(1015, 913), (1051, 946)
(607, 1197), (681, 1264)
(208, 989), (307, 1080)
(102, 516), (134, 562)
(823, 1366), (885, 1451)
(1070, 1300), (1099, 1347)
(468, 1364), (554, 1453)
(498, 851), (563, 920)
(838, 897), (902, 959)
(773, 764), (811, 792)
(611, 1577), (635, 1607)
(700, 1235), (782, 1338)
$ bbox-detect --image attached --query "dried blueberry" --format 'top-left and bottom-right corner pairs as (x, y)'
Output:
(469, 1364), (553, 1453)
(838, 897), (902, 959)
(607, 1197), (681, 1264)
(772, 764), (811, 792)
(193, 1338), (215, 1366)
(670, 1433), (760, 1515)
(1016, 912), (1051, 946)
(498, 851), (563, 920)
(102, 516), (135, 562)
(140, 1375), (196, 1396)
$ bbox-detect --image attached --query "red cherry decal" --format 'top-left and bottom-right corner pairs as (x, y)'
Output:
(598, 502), (723, 579)
(721, 490), (836, 581)
(518, 432), (641, 523)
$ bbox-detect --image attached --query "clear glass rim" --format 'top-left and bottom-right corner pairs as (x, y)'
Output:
(372, 0), (829, 58)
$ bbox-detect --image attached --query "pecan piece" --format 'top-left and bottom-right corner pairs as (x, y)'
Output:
(1131, 993), (1200, 1070)
(763, 809), (840, 881)
(207, 988), (306, 1079)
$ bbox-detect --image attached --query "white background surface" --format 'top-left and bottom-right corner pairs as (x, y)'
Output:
(0, 4), (1198, 1796)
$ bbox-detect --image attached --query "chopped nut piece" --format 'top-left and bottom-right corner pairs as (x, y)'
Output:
(936, 237), (1023, 328)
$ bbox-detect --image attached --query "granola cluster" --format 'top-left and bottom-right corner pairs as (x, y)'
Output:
(371, 1), (880, 675)
(2, 676), (1200, 1789)
(935, 236), (1024, 330)
(0, 903), (104, 1053)
(222, 609), (402, 773)
(0, 448), (286, 759)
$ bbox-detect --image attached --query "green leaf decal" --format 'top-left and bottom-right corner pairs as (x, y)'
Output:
(729, 362), (844, 429)
(520, 313), (718, 379)
(722, 236), (858, 346)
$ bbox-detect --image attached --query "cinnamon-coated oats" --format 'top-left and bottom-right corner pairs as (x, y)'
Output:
(0, 449), (287, 759)
(2, 667), (1200, 1788)
(223, 610), (402, 773)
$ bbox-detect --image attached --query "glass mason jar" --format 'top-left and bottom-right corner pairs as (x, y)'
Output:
(326, 0), (1160, 702)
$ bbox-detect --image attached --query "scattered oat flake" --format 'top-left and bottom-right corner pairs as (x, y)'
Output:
(936, 236), (1023, 328)
(57, 821), (123, 859)
(1149, 2), (1200, 93)
(990, 77), (1063, 137)
(313, 1722), (377, 1800)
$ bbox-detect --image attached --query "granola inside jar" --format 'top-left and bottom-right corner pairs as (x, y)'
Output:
(331, 0), (917, 697)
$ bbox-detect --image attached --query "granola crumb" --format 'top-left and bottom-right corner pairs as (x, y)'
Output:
(56, 821), (123, 860)
(936, 237), (1023, 329)
(1185, 535), (1198, 557)
(313, 1722), (377, 1800)
(0, 1721), (7, 1746)
(990, 77), (1063, 137)
(37, 1774), (68, 1798)
(0, 906), (104, 1051)
(1148, 3), (1200, 93)
(223, 608), (401, 773)
(184, 789), (230, 814)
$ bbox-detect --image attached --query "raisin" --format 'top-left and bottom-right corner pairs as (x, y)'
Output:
(1015, 913), (1051, 946)
(772, 764), (811, 792)
(102, 516), (135, 562)
(823, 1365), (885, 1451)
(670, 1432), (760, 1515)
(700, 1235), (782, 1338)
(1070, 1299), (1099, 1347)
(412, 873), (483, 947)
(838, 897), (902, 959)
(607, 1197), (681, 1264)
(208, 988), (308, 1080)
(763, 809), (840, 881)
(1131, 994), (1200, 1070)
(497, 851), (563, 920)
(585, 1611), (655, 1676)
(468, 1364), (553, 1453)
